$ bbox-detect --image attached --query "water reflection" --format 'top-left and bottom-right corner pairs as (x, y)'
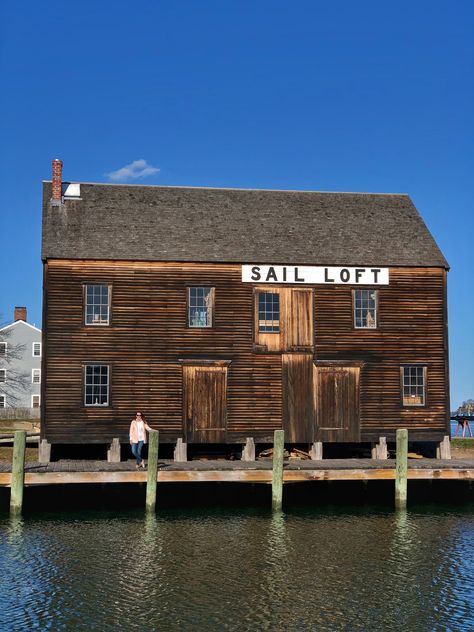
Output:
(0, 507), (473, 631)
(6, 513), (24, 544)
(255, 512), (289, 631)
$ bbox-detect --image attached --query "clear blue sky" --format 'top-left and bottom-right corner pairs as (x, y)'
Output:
(1, 1), (472, 408)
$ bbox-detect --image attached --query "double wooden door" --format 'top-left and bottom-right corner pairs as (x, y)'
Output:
(183, 365), (228, 443)
(282, 357), (361, 443)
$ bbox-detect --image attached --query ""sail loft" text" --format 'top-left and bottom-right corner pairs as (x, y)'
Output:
(241, 265), (389, 285)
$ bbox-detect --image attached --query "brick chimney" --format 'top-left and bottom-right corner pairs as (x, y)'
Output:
(51, 158), (63, 203)
(14, 307), (27, 322)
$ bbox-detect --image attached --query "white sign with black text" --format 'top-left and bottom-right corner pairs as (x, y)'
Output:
(242, 265), (389, 285)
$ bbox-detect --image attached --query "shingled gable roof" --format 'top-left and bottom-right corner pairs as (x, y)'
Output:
(41, 182), (448, 268)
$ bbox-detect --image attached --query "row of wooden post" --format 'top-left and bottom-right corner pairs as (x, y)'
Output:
(273, 428), (410, 511)
(9, 428), (409, 514)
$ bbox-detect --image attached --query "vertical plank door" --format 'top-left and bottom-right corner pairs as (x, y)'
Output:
(283, 288), (314, 351)
(282, 353), (315, 442)
(183, 366), (228, 443)
(314, 366), (360, 442)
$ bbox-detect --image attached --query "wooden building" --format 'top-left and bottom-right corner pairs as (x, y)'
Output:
(41, 160), (450, 450)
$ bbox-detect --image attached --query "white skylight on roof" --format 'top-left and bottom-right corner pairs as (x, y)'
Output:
(62, 182), (81, 198)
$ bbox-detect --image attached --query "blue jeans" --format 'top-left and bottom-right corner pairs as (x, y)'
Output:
(131, 441), (144, 465)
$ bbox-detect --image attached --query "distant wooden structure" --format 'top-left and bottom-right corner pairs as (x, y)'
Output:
(452, 415), (474, 438)
(40, 160), (450, 452)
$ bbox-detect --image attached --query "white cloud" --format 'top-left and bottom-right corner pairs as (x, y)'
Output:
(106, 159), (160, 182)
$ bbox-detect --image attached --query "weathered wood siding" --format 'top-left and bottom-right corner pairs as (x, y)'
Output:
(42, 261), (449, 444)
(314, 267), (449, 439)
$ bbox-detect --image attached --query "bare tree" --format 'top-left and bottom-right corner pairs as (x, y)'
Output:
(0, 319), (30, 407)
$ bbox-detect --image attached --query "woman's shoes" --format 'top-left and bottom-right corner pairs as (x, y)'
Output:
(141, 460), (146, 469)
(135, 464), (140, 470)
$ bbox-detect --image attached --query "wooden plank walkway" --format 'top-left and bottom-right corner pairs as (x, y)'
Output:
(1, 458), (474, 486)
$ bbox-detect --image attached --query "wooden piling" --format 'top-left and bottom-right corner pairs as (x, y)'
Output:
(146, 430), (159, 512)
(38, 439), (51, 464)
(436, 435), (451, 460)
(173, 438), (187, 462)
(107, 438), (121, 463)
(309, 441), (323, 460)
(10, 430), (27, 515)
(395, 428), (408, 509)
(272, 429), (284, 511)
(371, 437), (388, 460)
(242, 437), (255, 462)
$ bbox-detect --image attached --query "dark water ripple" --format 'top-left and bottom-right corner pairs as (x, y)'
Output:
(1, 506), (474, 631)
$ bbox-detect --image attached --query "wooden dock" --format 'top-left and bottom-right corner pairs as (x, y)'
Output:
(1, 457), (474, 486)
(3, 429), (474, 514)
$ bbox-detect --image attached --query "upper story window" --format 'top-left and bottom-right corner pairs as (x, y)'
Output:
(0, 369), (6, 382)
(33, 342), (42, 357)
(253, 287), (313, 353)
(84, 364), (110, 406)
(258, 292), (280, 332)
(85, 285), (110, 326)
(0, 342), (6, 356)
(32, 369), (41, 384)
(354, 289), (377, 329)
(188, 287), (213, 328)
(401, 366), (426, 406)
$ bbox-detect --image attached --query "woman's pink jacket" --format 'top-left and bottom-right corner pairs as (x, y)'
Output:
(129, 419), (152, 444)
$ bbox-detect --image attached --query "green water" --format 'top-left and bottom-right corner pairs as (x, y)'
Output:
(1, 502), (474, 631)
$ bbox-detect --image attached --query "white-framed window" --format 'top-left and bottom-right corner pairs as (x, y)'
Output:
(401, 366), (426, 406)
(258, 291), (280, 332)
(0, 369), (6, 382)
(354, 289), (377, 329)
(84, 364), (110, 406)
(0, 395), (5, 408)
(188, 287), (214, 328)
(32, 368), (41, 384)
(32, 394), (41, 408)
(0, 342), (6, 356)
(33, 342), (42, 357)
(85, 285), (110, 325)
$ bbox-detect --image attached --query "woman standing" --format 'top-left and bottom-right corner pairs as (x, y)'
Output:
(129, 411), (153, 469)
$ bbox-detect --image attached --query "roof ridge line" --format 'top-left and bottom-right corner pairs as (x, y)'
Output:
(42, 181), (410, 196)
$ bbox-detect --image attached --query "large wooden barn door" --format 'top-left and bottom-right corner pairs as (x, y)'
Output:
(314, 366), (360, 442)
(183, 365), (228, 443)
(282, 354), (315, 442)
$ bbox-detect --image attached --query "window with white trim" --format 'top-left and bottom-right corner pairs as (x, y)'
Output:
(0, 369), (6, 382)
(32, 369), (41, 384)
(354, 289), (377, 329)
(33, 342), (42, 357)
(32, 394), (40, 408)
(402, 366), (426, 406)
(0, 395), (5, 408)
(84, 364), (110, 406)
(85, 285), (110, 325)
(188, 287), (213, 328)
(0, 342), (6, 356)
